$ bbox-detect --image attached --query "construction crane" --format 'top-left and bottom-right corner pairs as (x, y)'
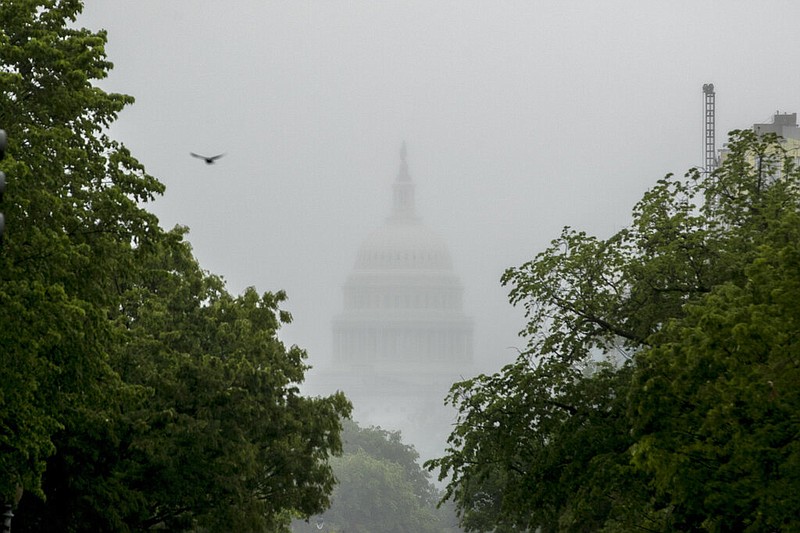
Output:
(703, 83), (717, 173)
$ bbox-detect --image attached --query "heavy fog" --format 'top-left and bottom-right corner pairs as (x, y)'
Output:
(78, 1), (800, 451)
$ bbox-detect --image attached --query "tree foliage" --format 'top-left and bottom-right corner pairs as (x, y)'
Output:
(293, 420), (461, 533)
(427, 130), (800, 532)
(630, 212), (800, 532)
(1, 2), (350, 531)
(1, 0), (158, 503)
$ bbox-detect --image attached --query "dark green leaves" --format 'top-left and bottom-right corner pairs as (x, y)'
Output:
(430, 130), (800, 532)
(2, 3), (351, 531)
(296, 420), (458, 533)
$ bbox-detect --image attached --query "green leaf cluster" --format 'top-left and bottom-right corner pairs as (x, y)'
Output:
(293, 420), (462, 533)
(1, 2), (350, 531)
(428, 129), (800, 532)
(630, 211), (800, 532)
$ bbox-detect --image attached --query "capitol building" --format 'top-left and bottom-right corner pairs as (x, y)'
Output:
(312, 144), (474, 459)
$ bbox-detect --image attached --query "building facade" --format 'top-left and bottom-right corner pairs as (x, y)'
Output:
(326, 144), (474, 458)
(719, 111), (800, 174)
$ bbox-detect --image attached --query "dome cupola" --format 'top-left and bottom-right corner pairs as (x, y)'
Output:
(391, 141), (416, 219)
(325, 143), (475, 461)
(332, 144), (473, 373)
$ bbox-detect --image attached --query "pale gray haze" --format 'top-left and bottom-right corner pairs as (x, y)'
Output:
(78, 2), (800, 412)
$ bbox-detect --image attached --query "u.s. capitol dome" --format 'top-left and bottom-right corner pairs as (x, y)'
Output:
(332, 143), (473, 375)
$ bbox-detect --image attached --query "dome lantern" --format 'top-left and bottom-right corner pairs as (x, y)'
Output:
(391, 141), (416, 219)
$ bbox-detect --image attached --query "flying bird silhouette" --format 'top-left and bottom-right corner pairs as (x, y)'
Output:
(190, 152), (226, 164)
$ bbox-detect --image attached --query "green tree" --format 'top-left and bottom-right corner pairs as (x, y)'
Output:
(339, 419), (439, 506)
(294, 420), (461, 533)
(1, 0), (162, 505)
(16, 228), (351, 531)
(1, 2), (351, 531)
(427, 129), (800, 531)
(630, 211), (800, 531)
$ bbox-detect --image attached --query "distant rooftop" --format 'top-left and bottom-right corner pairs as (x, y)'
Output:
(754, 112), (800, 141)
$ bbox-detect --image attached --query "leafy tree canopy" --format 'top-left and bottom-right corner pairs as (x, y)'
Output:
(427, 130), (800, 532)
(1, 2), (350, 531)
(1, 0), (161, 502)
(293, 420), (462, 533)
(630, 210), (800, 532)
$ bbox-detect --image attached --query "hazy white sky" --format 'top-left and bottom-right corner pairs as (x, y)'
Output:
(78, 1), (800, 374)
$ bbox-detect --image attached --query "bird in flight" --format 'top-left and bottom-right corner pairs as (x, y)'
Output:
(190, 152), (226, 164)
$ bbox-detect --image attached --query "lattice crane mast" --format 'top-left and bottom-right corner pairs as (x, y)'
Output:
(703, 83), (717, 173)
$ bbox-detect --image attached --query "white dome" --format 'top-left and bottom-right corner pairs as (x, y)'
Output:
(354, 218), (453, 271)
(332, 144), (472, 377)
